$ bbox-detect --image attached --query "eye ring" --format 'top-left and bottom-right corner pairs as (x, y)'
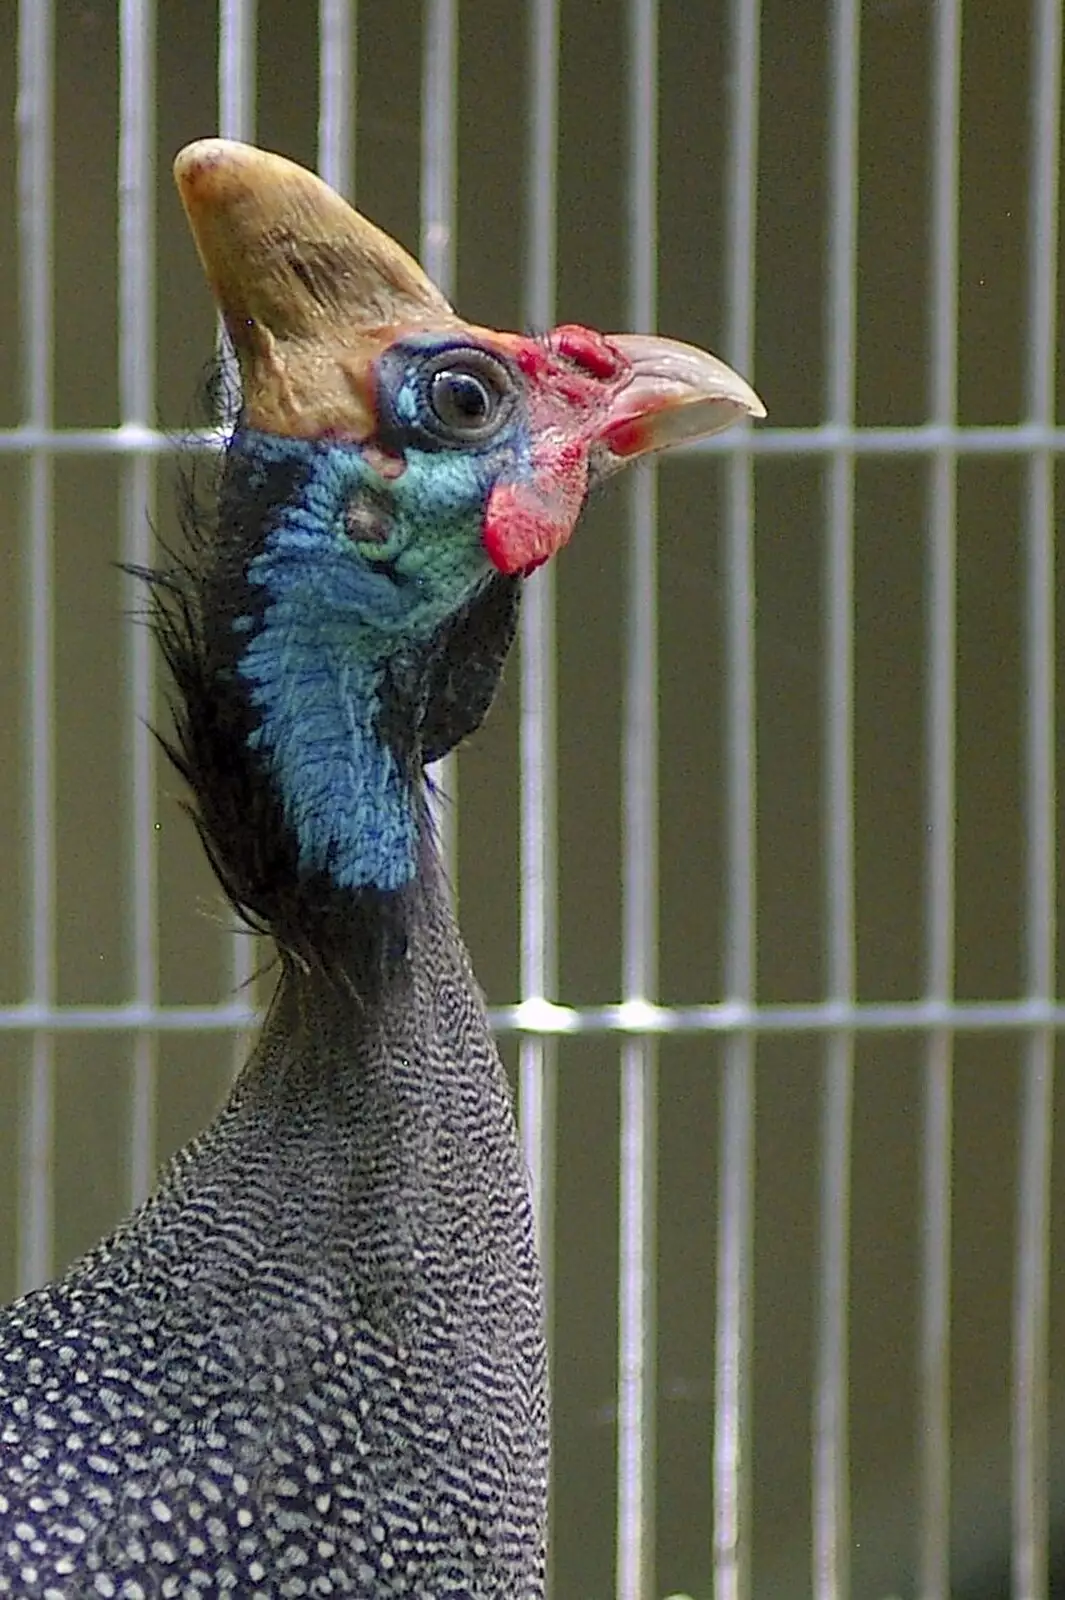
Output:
(420, 347), (515, 444)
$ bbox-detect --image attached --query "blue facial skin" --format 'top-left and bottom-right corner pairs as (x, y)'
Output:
(234, 338), (531, 894)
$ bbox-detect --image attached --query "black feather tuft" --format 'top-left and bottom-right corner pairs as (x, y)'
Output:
(384, 572), (521, 765)
(141, 434), (403, 998)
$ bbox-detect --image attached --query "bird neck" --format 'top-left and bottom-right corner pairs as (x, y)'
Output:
(239, 570), (421, 896)
(221, 861), (536, 1305)
(140, 855), (544, 1369)
(229, 431), (432, 895)
(156, 429), (522, 983)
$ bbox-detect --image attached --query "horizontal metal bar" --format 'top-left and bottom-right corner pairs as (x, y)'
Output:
(497, 998), (1065, 1034)
(1, 422), (1065, 458)
(0, 425), (223, 454)
(1, 997), (1064, 1036)
(0, 1004), (258, 1031)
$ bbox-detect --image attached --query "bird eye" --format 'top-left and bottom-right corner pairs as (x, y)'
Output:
(375, 341), (518, 453)
(421, 349), (514, 444)
(430, 369), (495, 434)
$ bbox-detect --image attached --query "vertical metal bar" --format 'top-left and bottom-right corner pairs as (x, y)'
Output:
(813, 1), (860, 1596)
(519, 0), (560, 1310)
(318, 0), (355, 196)
(918, 1), (961, 1594)
(15, 0), (56, 1297)
(1014, 1048), (1054, 1600)
(218, 0), (257, 1023)
(917, 1044), (952, 1599)
(713, 5), (760, 1600)
(420, 0), (459, 878)
(420, 0), (457, 297)
(813, 1053), (854, 1600)
(119, 0), (159, 1209)
(219, 0), (256, 140)
(616, 4), (659, 1598)
(617, 1031), (657, 1600)
(1012, 4), (1060, 1597)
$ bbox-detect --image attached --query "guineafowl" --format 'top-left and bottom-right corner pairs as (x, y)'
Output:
(0, 140), (764, 1598)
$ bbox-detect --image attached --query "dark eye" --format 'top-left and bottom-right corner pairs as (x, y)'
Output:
(420, 348), (514, 444)
(376, 340), (518, 453)
(430, 368), (497, 434)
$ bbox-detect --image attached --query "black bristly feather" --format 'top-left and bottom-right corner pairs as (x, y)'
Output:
(139, 424), (522, 996)
(383, 568), (521, 765)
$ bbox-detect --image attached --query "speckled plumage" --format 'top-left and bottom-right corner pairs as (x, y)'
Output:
(0, 855), (548, 1598)
(0, 377), (548, 1594)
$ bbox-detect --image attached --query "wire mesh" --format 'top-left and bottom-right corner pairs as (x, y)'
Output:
(1, 4), (1062, 1599)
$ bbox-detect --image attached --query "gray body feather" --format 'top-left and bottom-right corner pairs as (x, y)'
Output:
(0, 865), (548, 1597)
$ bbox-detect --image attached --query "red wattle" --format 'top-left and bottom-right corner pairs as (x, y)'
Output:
(482, 452), (589, 575)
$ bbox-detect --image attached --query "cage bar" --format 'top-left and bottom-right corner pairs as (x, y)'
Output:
(1012, 3), (1062, 1597)
(420, 0), (457, 301)
(219, 0), (255, 140)
(0, 11), (1062, 1600)
(420, 0), (459, 878)
(615, 4), (660, 1596)
(118, 0), (159, 1211)
(517, 0), (560, 1313)
(812, 0), (861, 1595)
(5, 995), (1065, 1038)
(917, 0), (963, 1593)
(712, 5), (761, 1600)
(317, 0), (355, 196)
(15, 0), (56, 1299)
(3, 419), (1065, 461)
(217, 0), (258, 1027)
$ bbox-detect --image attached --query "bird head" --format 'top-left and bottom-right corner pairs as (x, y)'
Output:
(167, 139), (763, 948)
(176, 139), (763, 584)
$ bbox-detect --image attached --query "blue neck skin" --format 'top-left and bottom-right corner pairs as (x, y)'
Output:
(232, 428), (496, 893)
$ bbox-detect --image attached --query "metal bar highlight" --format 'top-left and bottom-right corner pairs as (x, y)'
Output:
(4, 995), (1065, 1036)
(217, 0), (258, 1026)
(15, 0), (56, 1298)
(519, 0), (560, 1324)
(119, 0), (159, 1210)
(1012, 2), (1061, 1596)
(713, 3), (760, 1599)
(318, 0), (355, 196)
(219, 0), (256, 140)
(420, 0), (459, 879)
(5, 420), (1065, 459)
(617, 4), (660, 1596)
(917, 1), (962, 1593)
(812, 0), (861, 1594)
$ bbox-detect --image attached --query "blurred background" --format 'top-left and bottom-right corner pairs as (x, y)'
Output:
(0, 3), (1062, 1598)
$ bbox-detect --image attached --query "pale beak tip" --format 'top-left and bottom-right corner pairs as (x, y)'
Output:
(597, 331), (766, 467)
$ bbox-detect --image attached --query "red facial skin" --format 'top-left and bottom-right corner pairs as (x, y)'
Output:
(481, 325), (633, 576)
(363, 322), (641, 577)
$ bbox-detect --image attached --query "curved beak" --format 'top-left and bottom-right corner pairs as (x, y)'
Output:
(592, 332), (765, 480)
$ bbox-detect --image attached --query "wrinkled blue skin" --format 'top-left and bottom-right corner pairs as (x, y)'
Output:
(235, 336), (532, 893)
